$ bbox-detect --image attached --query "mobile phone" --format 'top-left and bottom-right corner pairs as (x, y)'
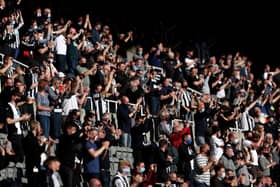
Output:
(58, 85), (64, 93)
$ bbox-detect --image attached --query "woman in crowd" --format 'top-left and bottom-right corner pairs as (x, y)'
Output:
(36, 79), (52, 139)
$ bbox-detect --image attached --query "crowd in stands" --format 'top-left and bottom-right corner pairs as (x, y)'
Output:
(0, 1), (280, 187)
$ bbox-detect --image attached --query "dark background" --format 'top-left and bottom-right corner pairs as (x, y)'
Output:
(21, 1), (279, 74)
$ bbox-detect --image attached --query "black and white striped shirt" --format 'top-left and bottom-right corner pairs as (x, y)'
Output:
(180, 90), (192, 108)
(194, 154), (210, 186)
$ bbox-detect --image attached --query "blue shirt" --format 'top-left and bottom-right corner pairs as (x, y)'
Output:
(36, 92), (50, 116)
(84, 140), (100, 174)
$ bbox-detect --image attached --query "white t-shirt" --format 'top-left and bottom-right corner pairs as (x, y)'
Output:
(210, 134), (224, 161)
(62, 94), (78, 115)
(250, 149), (259, 166)
(54, 34), (67, 55)
(184, 57), (195, 70)
(8, 102), (22, 135)
(52, 172), (63, 187)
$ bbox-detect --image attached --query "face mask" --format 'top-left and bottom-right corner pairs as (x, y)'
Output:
(122, 168), (130, 175)
(221, 172), (226, 179)
(186, 139), (192, 145)
(48, 59), (53, 63)
(139, 167), (145, 173)
(233, 139), (239, 145)
(201, 109), (205, 113)
(37, 13), (41, 17)
(34, 25), (38, 30)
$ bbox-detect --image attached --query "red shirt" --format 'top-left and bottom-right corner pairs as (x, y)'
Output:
(169, 127), (191, 149)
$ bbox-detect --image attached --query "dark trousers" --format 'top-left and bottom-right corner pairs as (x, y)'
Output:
(194, 181), (209, 187)
(133, 149), (144, 166)
(9, 134), (24, 163)
(55, 54), (67, 72)
(51, 112), (62, 139)
(25, 170), (40, 187)
(100, 170), (110, 187)
(68, 57), (78, 76)
(150, 96), (160, 116)
(60, 165), (80, 187)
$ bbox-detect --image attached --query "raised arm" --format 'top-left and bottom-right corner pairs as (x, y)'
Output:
(15, 10), (24, 30)
(52, 20), (71, 35)
(83, 14), (92, 31)
(0, 60), (13, 75)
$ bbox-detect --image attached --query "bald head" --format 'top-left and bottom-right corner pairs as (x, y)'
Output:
(121, 96), (129, 104)
(89, 178), (102, 187)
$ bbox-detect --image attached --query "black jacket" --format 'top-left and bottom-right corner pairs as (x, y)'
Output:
(56, 133), (83, 168)
(23, 132), (45, 173)
(178, 142), (196, 179)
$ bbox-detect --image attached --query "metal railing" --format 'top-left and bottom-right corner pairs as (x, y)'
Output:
(187, 87), (203, 96)
(85, 97), (144, 116)
(229, 115), (255, 132)
(0, 53), (29, 69)
(151, 65), (165, 77)
(105, 99), (144, 116)
(171, 116), (197, 148)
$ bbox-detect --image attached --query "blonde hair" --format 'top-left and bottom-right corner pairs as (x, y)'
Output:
(118, 159), (130, 171)
(30, 120), (41, 131)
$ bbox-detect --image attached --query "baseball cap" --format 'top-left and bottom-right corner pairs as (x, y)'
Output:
(225, 143), (233, 149)
(58, 72), (66, 78)
(243, 140), (252, 148)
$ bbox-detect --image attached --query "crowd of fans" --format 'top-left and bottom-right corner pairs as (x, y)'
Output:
(0, 1), (280, 187)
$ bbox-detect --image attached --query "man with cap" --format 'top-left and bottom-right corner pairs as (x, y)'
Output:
(220, 143), (237, 176)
